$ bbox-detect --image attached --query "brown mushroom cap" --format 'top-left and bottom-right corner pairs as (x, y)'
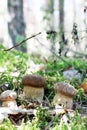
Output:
(54, 82), (77, 97)
(22, 74), (46, 88)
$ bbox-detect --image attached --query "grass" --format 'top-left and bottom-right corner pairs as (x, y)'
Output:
(0, 44), (87, 129)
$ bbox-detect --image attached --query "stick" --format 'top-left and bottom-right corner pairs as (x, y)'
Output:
(4, 32), (41, 51)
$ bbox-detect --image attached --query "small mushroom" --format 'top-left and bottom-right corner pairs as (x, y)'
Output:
(0, 90), (17, 108)
(22, 74), (46, 102)
(80, 82), (87, 92)
(53, 82), (77, 109)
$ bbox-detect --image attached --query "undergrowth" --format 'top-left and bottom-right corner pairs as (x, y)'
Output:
(0, 44), (87, 130)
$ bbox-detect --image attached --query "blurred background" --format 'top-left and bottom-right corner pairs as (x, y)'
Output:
(0, 0), (87, 58)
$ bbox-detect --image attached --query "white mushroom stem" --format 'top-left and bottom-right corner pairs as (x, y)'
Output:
(53, 92), (73, 109)
(2, 100), (17, 108)
(23, 86), (44, 102)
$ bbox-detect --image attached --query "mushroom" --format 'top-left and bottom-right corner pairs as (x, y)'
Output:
(0, 90), (17, 108)
(53, 82), (77, 109)
(22, 74), (46, 102)
(80, 82), (87, 92)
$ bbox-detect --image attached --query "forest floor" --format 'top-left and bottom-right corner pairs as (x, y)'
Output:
(0, 44), (87, 130)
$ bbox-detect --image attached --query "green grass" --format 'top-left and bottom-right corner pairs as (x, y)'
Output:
(0, 44), (87, 129)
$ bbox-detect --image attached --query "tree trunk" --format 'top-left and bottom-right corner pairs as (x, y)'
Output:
(7, 0), (27, 52)
(45, 0), (54, 30)
(59, 0), (64, 34)
(45, 0), (57, 56)
(59, 0), (67, 56)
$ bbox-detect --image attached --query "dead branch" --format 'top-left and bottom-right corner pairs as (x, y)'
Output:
(34, 37), (70, 64)
(4, 32), (41, 51)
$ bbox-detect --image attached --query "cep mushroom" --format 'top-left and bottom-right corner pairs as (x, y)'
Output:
(0, 90), (17, 108)
(80, 81), (87, 92)
(22, 74), (46, 102)
(53, 82), (77, 109)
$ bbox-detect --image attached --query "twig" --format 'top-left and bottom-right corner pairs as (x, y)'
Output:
(65, 48), (87, 57)
(4, 32), (41, 51)
(34, 37), (70, 65)
(35, 37), (87, 58)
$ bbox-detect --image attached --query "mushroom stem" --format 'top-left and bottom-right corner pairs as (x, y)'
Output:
(53, 92), (73, 109)
(23, 86), (44, 102)
(2, 100), (17, 108)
